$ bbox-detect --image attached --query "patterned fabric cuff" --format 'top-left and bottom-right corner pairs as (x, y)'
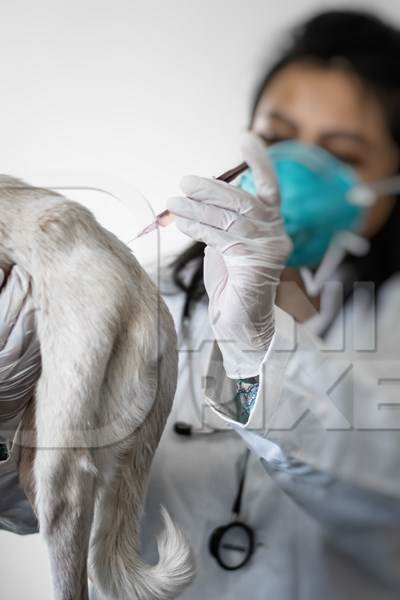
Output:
(234, 377), (259, 424)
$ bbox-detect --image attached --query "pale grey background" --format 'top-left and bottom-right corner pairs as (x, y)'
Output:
(1, 0), (399, 598)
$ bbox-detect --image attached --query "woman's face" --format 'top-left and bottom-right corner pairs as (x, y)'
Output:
(252, 62), (399, 238)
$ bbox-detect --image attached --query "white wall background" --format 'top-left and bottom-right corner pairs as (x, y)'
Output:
(1, 1), (399, 598)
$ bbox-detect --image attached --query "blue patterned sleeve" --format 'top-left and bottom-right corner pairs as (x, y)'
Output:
(234, 377), (259, 424)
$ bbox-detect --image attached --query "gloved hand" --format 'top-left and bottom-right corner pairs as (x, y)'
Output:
(167, 132), (292, 379)
(0, 265), (41, 421)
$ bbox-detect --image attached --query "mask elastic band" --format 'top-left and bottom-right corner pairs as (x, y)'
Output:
(349, 174), (400, 207)
(300, 232), (370, 297)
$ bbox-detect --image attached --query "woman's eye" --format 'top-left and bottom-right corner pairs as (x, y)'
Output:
(331, 153), (364, 167)
(324, 146), (364, 167)
(259, 134), (291, 146)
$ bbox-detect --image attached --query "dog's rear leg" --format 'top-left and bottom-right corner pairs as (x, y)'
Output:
(35, 445), (96, 600)
(17, 404), (95, 600)
(32, 361), (103, 600)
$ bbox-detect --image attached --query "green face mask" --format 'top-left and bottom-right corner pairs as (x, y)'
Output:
(239, 140), (367, 267)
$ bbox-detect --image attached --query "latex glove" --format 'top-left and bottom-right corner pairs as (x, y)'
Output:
(167, 132), (292, 379)
(0, 265), (41, 421)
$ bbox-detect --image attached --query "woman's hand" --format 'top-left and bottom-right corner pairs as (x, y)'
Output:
(167, 132), (292, 378)
(0, 266), (41, 417)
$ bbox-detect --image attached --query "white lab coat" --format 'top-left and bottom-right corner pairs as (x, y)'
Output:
(139, 267), (400, 600)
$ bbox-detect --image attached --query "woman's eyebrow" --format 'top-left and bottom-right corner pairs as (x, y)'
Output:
(266, 111), (298, 130)
(319, 131), (370, 147)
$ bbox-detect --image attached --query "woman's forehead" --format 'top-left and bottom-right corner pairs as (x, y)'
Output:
(254, 63), (388, 140)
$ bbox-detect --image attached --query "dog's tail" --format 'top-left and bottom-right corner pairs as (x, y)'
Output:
(88, 351), (194, 600)
(90, 495), (193, 600)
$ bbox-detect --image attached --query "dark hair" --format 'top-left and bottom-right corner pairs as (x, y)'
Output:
(252, 10), (400, 143)
(172, 9), (400, 318)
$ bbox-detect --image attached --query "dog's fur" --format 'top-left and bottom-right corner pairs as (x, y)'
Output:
(0, 175), (194, 600)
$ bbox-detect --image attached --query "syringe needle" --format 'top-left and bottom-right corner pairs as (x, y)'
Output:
(131, 210), (174, 241)
(131, 161), (248, 241)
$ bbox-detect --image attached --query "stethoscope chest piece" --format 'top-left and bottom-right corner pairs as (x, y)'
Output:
(209, 520), (255, 571)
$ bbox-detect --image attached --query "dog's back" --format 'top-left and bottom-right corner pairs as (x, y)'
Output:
(0, 176), (194, 599)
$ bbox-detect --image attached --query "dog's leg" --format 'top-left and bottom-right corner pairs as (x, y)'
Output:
(17, 398), (94, 600)
(29, 274), (118, 600)
(32, 359), (104, 600)
(17, 396), (94, 600)
(35, 445), (95, 600)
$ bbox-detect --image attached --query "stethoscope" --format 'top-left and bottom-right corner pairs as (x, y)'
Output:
(174, 422), (255, 570)
(173, 307), (256, 571)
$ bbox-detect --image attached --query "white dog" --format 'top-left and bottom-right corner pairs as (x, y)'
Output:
(0, 175), (194, 600)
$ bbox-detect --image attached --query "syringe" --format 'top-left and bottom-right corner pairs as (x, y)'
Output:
(132, 161), (248, 240)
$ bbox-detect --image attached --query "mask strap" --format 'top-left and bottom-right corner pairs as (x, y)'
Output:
(349, 174), (400, 207)
(300, 232), (370, 297)
(302, 170), (400, 296)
